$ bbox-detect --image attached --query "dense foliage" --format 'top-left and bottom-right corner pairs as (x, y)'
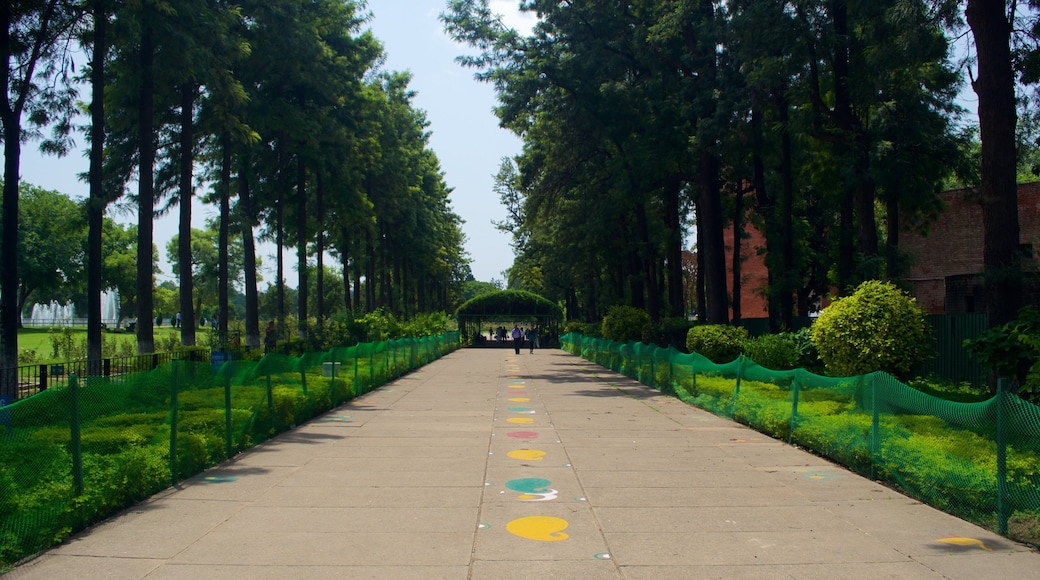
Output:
(686, 324), (749, 364)
(444, 0), (978, 330)
(743, 333), (802, 371)
(811, 281), (929, 378)
(966, 306), (1040, 401)
(601, 305), (652, 343)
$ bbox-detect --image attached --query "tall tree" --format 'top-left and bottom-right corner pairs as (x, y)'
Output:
(966, 0), (1025, 329)
(85, 0), (110, 375)
(1, 0), (78, 393)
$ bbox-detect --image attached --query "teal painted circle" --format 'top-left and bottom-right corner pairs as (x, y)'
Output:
(505, 478), (552, 494)
(508, 407), (535, 413)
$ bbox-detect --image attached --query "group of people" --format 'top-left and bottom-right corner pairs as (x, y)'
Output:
(504, 324), (540, 354)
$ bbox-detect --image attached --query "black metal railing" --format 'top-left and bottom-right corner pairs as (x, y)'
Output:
(0, 350), (207, 401)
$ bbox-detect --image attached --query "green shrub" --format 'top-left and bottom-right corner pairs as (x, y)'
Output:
(563, 320), (600, 337)
(810, 280), (929, 379)
(18, 348), (40, 365)
(965, 306), (1040, 401)
(601, 306), (651, 343)
(643, 318), (696, 352)
(790, 327), (824, 372)
(743, 333), (800, 370)
(685, 324), (748, 363)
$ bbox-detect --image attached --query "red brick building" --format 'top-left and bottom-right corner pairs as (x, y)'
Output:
(723, 183), (1040, 320)
(724, 220), (771, 319)
(901, 182), (1040, 314)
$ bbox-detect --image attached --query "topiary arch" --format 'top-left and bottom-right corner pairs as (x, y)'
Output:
(455, 290), (564, 347)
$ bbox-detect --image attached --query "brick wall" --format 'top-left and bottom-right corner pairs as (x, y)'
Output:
(725, 217), (771, 319)
(901, 182), (1040, 314)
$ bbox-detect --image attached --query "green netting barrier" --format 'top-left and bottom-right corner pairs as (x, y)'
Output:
(561, 333), (1040, 546)
(0, 332), (460, 570)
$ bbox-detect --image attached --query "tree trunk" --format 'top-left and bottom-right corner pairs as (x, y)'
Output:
(664, 179), (684, 318)
(276, 189), (285, 325)
(340, 237), (351, 313)
(0, 95), (21, 397)
(136, 23), (156, 355)
(778, 92), (795, 327)
(218, 133), (231, 344)
(853, 134), (879, 277)
(698, 151), (729, 324)
(365, 229), (376, 311)
(86, 0), (107, 376)
(238, 158), (261, 348)
(696, 216), (706, 320)
(751, 102), (779, 332)
(315, 171), (325, 322)
(296, 156), (308, 340)
(635, 202), (660, 321)
(177, 83), (197, 347)
(732, 183), (744, 325)
(967, 0), (1022, 330)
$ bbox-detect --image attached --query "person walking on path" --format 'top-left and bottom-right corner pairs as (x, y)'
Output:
(526, 327), (536, 353)
(511, 325), (523, 354)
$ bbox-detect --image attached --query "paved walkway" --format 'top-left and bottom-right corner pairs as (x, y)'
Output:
(7, 348), (1040, 579)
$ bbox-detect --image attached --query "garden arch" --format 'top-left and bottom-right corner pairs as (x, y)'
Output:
(455, 290), (563, 347)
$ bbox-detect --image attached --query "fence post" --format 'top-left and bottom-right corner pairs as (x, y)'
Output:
(224, 363), (234, 460)
(39, 364), (48, 392)
(996, 379), (1009, 536)
(69, 374), (83, 498)
(266, 367), (274, 430)
(788, 375), (800, 444)
(354, 348), (361, 397)
(329, 359), (338, 406)
(170, 361), (179, 486)
(734, 356), (743, 397)
(870, 373), (880, 480)
(649, 346), (656, 388)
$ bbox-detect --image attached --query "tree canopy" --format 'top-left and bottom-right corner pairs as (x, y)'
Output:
(443, 0), (1034, 334)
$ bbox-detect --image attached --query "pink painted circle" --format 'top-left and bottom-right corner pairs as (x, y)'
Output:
(507, 431), (539, 439)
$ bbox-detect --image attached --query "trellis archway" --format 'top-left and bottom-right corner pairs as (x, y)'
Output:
(455, 290), (564, 347)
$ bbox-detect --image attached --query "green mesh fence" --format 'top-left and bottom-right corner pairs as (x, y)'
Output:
(0, 333), (460, 570)
(562, 333), (1040, 546)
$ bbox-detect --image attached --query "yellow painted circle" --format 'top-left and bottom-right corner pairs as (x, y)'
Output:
(507, 449), (546, 461)
(506, 516), (570, 542)
(509, 397), (530, 402)
(507, 417), (535, 424)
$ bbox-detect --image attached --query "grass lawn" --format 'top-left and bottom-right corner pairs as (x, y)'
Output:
(17, 326), (183, 364)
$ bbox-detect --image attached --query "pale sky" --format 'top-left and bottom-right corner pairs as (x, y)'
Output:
(18, 0), (535, 286)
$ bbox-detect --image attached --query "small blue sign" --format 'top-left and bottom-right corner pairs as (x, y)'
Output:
(211, 352), (232, 373)
(0, 395), (11, 431)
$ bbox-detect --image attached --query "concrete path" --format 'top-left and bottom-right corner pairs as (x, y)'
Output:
(8, 348), (1040, 579)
